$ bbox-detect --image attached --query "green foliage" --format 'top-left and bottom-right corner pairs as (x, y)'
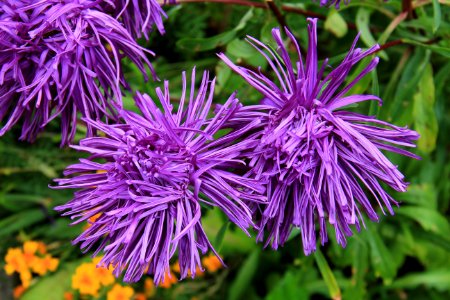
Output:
(1, 1), (449, 299)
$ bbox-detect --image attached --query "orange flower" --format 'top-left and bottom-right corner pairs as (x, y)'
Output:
(20, 269), (32, 288)
(84, 213), (102, 230)
(158, 270), (177, 289)
(37, 242), (47, 255)
(92, 257), (115, 286)
(171, 261), (203, 278)
(107, 284), (134, 300)
(4, 248), (27, 275)
(13, 286), (26, 299)
(31, 255), (59, 275)
(202, 255), (222, 273)
(72, 263), (101, 296)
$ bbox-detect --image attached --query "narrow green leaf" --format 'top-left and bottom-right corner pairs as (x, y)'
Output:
(356, 8), (387, 60)
(432, 0), (442, 33)
(364, 222), (397, 284)
(413, 63), (438, 153)
(0, 209), (46, 237)
(388, 269), (450, 291)
(325, 10), (348, 38)
(402, 39), (450, 58)
(400, 183), (438, 209)
(389, 48), (430, 122)
(369, 68), (380, 116)
(266, 271), (309, 300)
(176, 8), (254, 52)
(314, 249), (341, 300)
(213, 221), (229, 251)
(228, 249), (260, 300)
(377, 12), (408, 45)
(177, 31), (236, 52)
(398, 206), (450, 237)
(343, 239), (369, 300)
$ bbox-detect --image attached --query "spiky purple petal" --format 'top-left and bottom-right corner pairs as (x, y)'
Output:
(0, 0), (154, 144)
(54, 69), (264, 284)
(219, 18), (419, 254)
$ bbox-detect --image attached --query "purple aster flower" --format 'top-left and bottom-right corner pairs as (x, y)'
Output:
(0, 0), (153, 145)
(219, 18), (419, 255)
(102, 0), (175, 39)
(54, 69), (264, 284)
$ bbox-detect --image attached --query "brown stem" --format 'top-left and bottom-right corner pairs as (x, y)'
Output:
(375, 39), (404, 53)
(173, 0), (369, 32)
(374, 37), (439, 54)
(265, 0), (288, 30)
(174, 0), (267, 8)
(402, 0), (413, 19)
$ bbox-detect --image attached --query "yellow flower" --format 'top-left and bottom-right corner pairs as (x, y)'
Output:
(31, 255), (59, 275)
(144, 278), (155, 298)
(72, 263), (101, 296)
(4, 248), (27, 275)
(158, 270), (177, 289)
(202, 255), (222, 273)
(92, 257), (115, 286)
(20, 269), (32, 288)
(107, 284), (134, 300)
(13, 285), (26, 299)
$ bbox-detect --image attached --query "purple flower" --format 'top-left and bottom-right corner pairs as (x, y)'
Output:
(219, 18), (419, 255)
(0, 0), (153, 145)
(102, 0), (173, 39)
(54, 69), (264, 283)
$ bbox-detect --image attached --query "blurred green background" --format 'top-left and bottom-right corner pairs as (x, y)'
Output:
(1, 0), (449, 299)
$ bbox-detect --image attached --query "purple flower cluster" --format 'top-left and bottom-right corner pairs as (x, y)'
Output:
(0, 0), (159, 144)
(219, 18), (419, 254)
(54, 69), (264, 283)
(25, 4), (418, 283)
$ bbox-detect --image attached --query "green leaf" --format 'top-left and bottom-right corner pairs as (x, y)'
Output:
(389, 48), (430, 122)
(22, 261), (80, 300)
(356, 8), (387, 60)
(363, 222), (397, 284)
(176, 8), (254, 52)
(266, 271), (309, 300)
(228, 249), (260, 300)
(325, 10), (348, 38)
(413, 63), (438, 153)
(0, 209), (46, 237)
(314, 249), (341, 300)
(389, 269), (450, 292)
(177, 30), (237, 52)
(377, 12), (408, 45)
(0, 194), (44, 212)
(401, 184), (438, 209)
(432, 0), (442, 33)
(213, 221), (229, 251)
(398, 206), (450, 237)
(343, 239), (369, 300)
(402, 39), (450, 58)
